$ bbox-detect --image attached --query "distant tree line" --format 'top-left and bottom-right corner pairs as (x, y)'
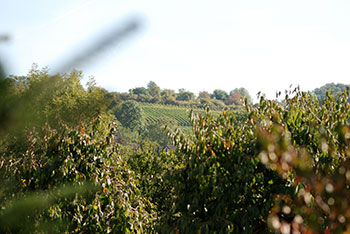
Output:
(105, 81), (252, 110)
(313, 82), (350, 101)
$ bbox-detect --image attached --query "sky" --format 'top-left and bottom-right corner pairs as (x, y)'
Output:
(1, 0), (350, 102)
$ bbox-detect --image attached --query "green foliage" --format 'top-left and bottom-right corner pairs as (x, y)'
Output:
(4, 65), (113, 137)
(105, 91), (122, 110)
(0, 183), (96, 233)
(5, 60), (350, 233)
(176, 88), (195, 101)
(212, 89), (228, 101)
(161, 108), (289, 233)
(132, 86), (150, 95)
(110, 81), (249, 109)
(1, 120), (155, 233)
(0, 77), (19, 134)
(226, 88), (251, 105)
(118, 139), (180, 225)
(114, 125), (142, 144)
(313, 82), (350, 101)
(236, 87), (252, 103)
(252, 87), (350, 233)
(147, 81), (161, 102)
(145, 116), (178, 147)
(161, 89), (177, 104)
(114, 100), (145, 132)
(198, 91), (211, 99)
(0, 65), (155, 233)
(128, 87), (154, 103)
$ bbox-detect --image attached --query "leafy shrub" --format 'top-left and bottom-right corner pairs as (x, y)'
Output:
(253, 87), (350, 233)
(118, 139), (182, 230)
(0, 119), (156, 233)
(160, 108), (290, 233)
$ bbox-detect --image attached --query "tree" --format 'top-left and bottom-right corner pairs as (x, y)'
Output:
(147, 81), (161, 102)
(313, 82), (349, 101)
(176, 88), (195, 101)
(132, 87), (150, 96)
(114, 100), (145, 132)
(105, 91), (121, 110)
(227, 88), (252, 105)
(1, 65), (114, 152)
(129, 87), (153, 103)
(198, 91), (211, 99)
(211, 89), (228, 101)
(227, 89), (243, 105)
(237, 87), (252, 103)
(161, 89), (177, 104)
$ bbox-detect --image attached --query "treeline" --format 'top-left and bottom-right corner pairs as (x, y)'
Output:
(2, 66), (350, 233)
(108, 81), (350, 111)
(106, 80), (252, 110)
(313, 82), (350, 101)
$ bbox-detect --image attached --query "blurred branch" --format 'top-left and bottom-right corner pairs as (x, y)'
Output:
(0, 35), (9, 42)
(0, 183), (97, 232)
(56, 17), (142, 73)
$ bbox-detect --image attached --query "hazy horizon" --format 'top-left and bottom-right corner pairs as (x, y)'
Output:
(2, 0), (350, 102)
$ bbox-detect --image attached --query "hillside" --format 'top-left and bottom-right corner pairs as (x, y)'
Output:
(141, 103), (221, 126)
(139, 102), (248, 134)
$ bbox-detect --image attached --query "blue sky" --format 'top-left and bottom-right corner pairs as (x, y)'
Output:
(1, 0), (350, 101)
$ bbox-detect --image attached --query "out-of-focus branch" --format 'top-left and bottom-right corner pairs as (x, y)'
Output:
(56, 17), (142, 73)
(0, 35), (10, 42)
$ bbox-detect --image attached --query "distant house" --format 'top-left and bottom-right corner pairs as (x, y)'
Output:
(162, 145), (176, 153)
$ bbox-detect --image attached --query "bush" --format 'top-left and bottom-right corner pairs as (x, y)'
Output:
(254, 87), (350, 233)
(0, 120), (156, 233)
(160, 108), (290, 233)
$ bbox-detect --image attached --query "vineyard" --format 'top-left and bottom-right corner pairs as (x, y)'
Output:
(141, 103), (222, 127)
